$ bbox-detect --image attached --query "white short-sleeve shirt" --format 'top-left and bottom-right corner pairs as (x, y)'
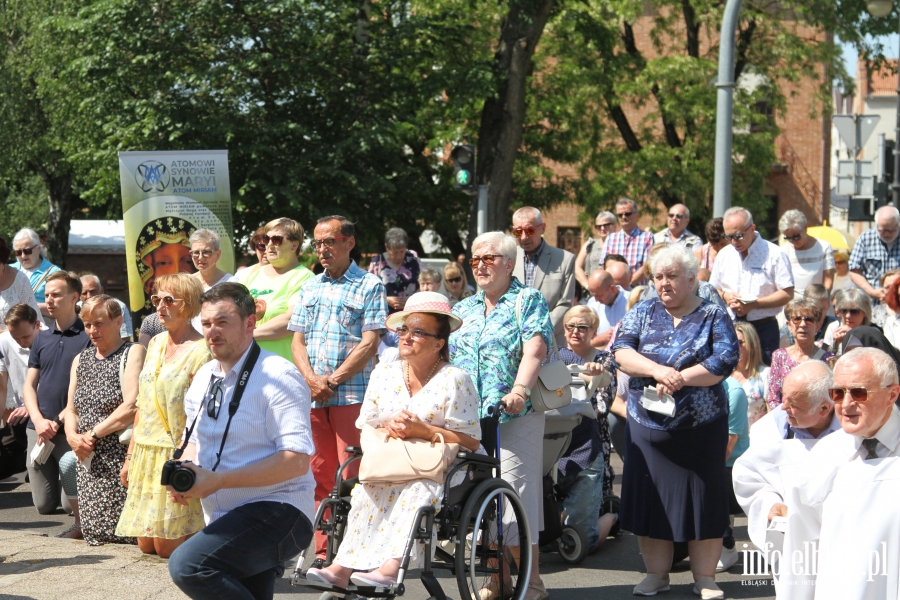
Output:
(586, 288), (628, 334)
(0, 331), (31, 409)
(782, 239), (835, 296)
(710, 233), (795, 321)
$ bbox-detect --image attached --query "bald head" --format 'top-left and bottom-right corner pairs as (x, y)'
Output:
(876, 206), (900, 245)
(667, 204), (691, 237)
(781, 360), (834, 432)
(605, 261), (630, 290)
(588, 269), (617, 305)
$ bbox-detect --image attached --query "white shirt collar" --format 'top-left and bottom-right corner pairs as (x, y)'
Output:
(856, 406), (900, 457)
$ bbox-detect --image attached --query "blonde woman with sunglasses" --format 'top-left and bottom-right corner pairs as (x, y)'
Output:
(115, 274), (211, 557)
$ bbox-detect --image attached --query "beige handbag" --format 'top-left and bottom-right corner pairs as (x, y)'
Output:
(358, 424), (459, 485)
(515, 291), (572, 413)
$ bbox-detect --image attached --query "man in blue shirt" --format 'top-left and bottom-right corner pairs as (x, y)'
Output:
(12, 228), (61, 325)
(22, 271), (90, 517)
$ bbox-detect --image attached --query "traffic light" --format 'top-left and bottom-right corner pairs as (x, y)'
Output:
(884, 140), (895, 184)
(451, 145), (476, 193)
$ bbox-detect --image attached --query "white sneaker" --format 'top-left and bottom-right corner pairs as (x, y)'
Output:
(716, 545), (739, 573)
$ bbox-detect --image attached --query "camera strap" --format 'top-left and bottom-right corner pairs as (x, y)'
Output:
(174, 342), (262, 472)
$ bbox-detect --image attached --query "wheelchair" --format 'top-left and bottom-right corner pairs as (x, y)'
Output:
(291, 428), (533, 599)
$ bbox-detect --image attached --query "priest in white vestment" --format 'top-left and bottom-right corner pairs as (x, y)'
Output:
(792, 348), (900, 600)
(733, 360), (839, 598)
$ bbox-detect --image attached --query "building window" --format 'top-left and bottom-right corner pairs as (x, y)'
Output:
(557, 227), (581, 255)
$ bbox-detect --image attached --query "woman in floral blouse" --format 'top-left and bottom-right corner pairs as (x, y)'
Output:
(612, 243), (738, 599)
(450, 231), (554, 600)
(368, 227), (423, 313)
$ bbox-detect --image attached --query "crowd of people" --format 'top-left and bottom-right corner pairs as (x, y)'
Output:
(1, 200), (900, 600)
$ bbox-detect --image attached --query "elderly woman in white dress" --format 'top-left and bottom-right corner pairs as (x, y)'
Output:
(305, 292), (481, 590)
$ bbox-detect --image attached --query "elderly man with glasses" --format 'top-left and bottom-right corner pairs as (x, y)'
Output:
(12, 227), (61, 326)
(510, 206), (575, 346)
(849, 205), (900, 303)
(710, 207), (794, 366)
(599, 198), (655, 287)
(653, 204), (702, 251)
(770, 348), (900, 599)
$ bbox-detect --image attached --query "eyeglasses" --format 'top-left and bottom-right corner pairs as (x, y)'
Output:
(878, 227), (899, 234)
(789, 315), (816, 325)
(311, 236), (350, 250)
(594, 222), (614, 230)
(723, 225), (753, 242)
(564, 324), (591, 333)
(667, 213), (687, 220)
(828, 387), (891, 403)
(150, 295), (184, 308)
(469, 254), (502, 267)
(446, 277), (462, 284)
(837, 308), (862, 317)
(783, 233), (802, 243)
(14, 245), (36, 257)
(617, 211), (634, 219)
(190, 250), (214, 258)
(512, 226), (537, 237)
(395, 326), (440, 341)
(205, 376), (224, 419)
(263, 234), (285, 246)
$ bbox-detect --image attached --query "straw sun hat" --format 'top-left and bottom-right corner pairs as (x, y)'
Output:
(384, 291), (463, 332)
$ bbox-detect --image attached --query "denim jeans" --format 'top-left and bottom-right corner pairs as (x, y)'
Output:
(169, 501), (313, 600)
(558, 452), (605, 550)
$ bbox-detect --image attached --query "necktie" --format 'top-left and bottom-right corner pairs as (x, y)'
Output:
(862, 438), (880, 460)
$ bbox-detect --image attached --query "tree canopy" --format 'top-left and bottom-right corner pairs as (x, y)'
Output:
(0, 0), (891, 264)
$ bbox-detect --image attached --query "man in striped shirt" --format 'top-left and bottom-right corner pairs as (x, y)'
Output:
(599, 198), (655, 287)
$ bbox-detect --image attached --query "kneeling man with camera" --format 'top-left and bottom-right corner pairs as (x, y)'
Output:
(165, 283), (315, 600)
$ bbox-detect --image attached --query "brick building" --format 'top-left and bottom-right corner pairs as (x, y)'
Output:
(538, 18), (832, 255)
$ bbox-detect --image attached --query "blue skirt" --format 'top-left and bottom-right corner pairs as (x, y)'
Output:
(620, 416), (729, 542)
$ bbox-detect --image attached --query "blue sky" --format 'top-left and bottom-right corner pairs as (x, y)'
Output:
(841, 34), (899, 78)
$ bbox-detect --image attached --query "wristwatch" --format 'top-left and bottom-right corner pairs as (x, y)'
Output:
(52, 417), (63, 428)
(89, 428), (99, 440)
(512, 383), (531, 398)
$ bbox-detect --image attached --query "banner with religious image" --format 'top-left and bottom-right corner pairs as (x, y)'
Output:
(118, 150), (234, 312)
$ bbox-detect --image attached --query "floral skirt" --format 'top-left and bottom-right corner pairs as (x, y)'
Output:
(115, 442), (205, 539)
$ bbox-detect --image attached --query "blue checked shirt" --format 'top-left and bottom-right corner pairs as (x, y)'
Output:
(523, 240), (545, 288)
(287, 261), (388, 409)
(598, 227), (654, 283)
(848, 228), (900, 290)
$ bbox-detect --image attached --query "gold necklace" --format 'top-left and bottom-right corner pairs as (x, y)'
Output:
(165, 329), (192, 360)
(405, 359), (440, 396)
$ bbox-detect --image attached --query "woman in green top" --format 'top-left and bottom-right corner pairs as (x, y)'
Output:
(237, 217), (314, 360)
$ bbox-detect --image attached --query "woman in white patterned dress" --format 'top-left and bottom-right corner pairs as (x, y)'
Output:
(305, 292), (481, 590)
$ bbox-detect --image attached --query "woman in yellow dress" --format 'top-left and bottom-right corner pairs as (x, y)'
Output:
(115, 273), (211, 557)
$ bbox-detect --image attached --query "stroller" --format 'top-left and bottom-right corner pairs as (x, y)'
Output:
(538, 364), (608, 564)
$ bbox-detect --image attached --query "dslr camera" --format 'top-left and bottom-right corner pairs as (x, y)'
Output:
(160, 459), (196, 493)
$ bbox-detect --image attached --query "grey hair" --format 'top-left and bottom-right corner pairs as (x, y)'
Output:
(778, 209), (808, 233)
(791, 360), (834, 412)
(595, 210), (616, 224)
(513, 206), (543, 225)
(616, 198), (637, 213)
(384, 227), (409, 250)
(471, 231), (517, 267)
(189, 228), (220, 251)
(79, 274), (103, 289)
(13, 227), (41, 249)
(876, 205), (900, 224)
(648, 243), (699, 280)
(834, 288), (873, 325)
(723, 206), (753, 227)
(419, 267), (442, 283)
(671, 204), (691, 219)
(835, 347), (900, 387)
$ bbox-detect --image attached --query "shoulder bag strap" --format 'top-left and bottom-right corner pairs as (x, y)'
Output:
(30, 267), (53, 294)
(151, 341), (178, 447)
(514, 288), (561, 363)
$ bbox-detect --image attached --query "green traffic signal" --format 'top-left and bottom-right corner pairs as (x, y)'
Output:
(456, 171), (471, 185)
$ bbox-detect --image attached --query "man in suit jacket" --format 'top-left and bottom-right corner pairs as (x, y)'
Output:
(511, 207), (576, 346)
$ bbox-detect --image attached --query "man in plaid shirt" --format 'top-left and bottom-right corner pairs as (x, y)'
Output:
(289, 215), (387, 566)
(599, 198), (655, 286)
(849, 205), (900, 302)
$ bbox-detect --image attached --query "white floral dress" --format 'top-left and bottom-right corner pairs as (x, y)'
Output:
(333, 361), (480, 571)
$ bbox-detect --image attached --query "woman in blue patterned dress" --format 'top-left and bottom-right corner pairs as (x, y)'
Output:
(450, 231), (554, 600)
(611, 243), (739, 599)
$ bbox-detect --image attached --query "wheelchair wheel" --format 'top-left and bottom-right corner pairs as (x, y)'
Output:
(557, 524), (589, 564)
(455, 480), (532, 600)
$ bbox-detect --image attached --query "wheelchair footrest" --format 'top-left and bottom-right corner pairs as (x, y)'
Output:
(290, 572), (405, 597)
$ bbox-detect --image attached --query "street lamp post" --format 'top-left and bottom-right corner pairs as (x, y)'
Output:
(866, 0), (900, 205)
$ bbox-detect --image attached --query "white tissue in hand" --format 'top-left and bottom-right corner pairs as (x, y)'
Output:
(640, 386), (676, 417)
(30, 439), (54, 466)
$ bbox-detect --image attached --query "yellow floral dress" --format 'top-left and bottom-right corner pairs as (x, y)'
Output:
(334, 362), (480, 570)
(115, 334), (211, 539)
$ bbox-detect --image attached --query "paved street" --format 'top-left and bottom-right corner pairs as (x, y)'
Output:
(0, 454), (776, 599)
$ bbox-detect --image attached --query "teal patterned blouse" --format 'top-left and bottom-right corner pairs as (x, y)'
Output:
(449, 278), (554, 423)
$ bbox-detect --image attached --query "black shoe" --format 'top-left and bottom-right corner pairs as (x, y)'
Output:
(310, 558), (326, 571)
